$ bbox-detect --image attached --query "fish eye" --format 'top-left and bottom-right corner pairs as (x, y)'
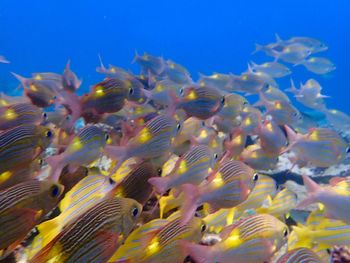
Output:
(131, 207), (139, 217)
(285, 141), (289, 146)
(85, 168), (89, 176)
(157, 168), (162, 176)
(38, 159), (44, 166)
(221, 96), (225, 104)
(108, 178), (115, 185)
(201, 223), (207, 232)
(179, 88), (184, 96)
(176, 123), (181, 131)
(65, 115), (72, 121)
(243, 101), (248, 105)
(46, 130), (53, 138)
(104, 133), (110, 141)
(201, 121), (206, 127)
(253, 173), (259, 182)
(43, 112), (48, 119)
(283, 228), (289, 238)
(346, 147), (350, 153)
(50, 185), (60, 198)
(53, 95), (57, 100)
(129, 88), (134, 95)
(214, 153), (218, 160)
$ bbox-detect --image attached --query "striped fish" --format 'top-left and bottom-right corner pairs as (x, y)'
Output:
(286, 127), (349, 167)
(217, 93), (248, 119)
(46, 125), (108, 181)
(177, 85), (225, 120)
(0, 124), (53, 174)
(256, 188), (297, 218)
(0, 180), (63, 257)
(12, 73), (59, 108)
(119, 216), (206, 263)
(148, 144), (215, 194)
(114, 161), (157, 205)
(25, 174), (116, 260)
(0, 179), (63, 215)
(106, 114), (180, 172)
(110, 218), (168, 262)
(179, 160), (258, 224)
(0, 103), (43, 130)
(30, 197), (142, 263)
(276, 247), (323, 263)
(292, 219), (350, 248)
(81, 78), (130, 115)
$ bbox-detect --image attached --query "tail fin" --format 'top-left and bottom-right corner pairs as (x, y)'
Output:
(180, 184), (201, 225)
(96, 54), (107, 73)
(291, 225), (313, 248)
(285, 78), (298, 94)
(148, 177), (169, 195)
(283, 125), (300, 149)
(275, 33), (283, 43)
(46, 154), (65, 182)
(252, 44), (264, 54)
(180, 240), (214, 263)
(297, 175), (321, 208)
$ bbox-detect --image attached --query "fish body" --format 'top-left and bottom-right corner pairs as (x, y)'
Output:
(249, 61), (291, 78)
(0, 124), (53, 173)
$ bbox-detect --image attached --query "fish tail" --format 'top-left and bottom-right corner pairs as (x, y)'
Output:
(148, 176), (169, 195)
(180, 184), (201, 225)
(104, 145), (127, 161)
(46, 154), (64, 182)
(297, 175), (320, 208)
(292, 225), (313, 248)
(252, 43), (264, 54)
(181, 240), (214, 263)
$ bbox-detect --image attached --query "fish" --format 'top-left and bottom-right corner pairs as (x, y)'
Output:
(256, 118), (288, 156)
(276, 247), (324, 263)
(198, 73), (232, 91)
(105, 114), (180, 172)
(114, 161), (158, 205)
(256, 188), (297, 218)
(0, 180), (64, 257)
(321, 108), (350, 131)
(46, 125), (108, 181)
(159, 190), (185, 218)
(249, 61), (291, 78)
(297, 175), (350, 224)
(277, 35), (328, 54)
(149, 79), (184, 107)
(263, 98), (302, 126)
(161, 60), (192, 84)
(184, 214), (288, 263)
(217, 93), (248, 119)
(286, 79), (329, 110)
(12, 73), (60, 108)
(133, 52), (165, 75)
(25, 173), (116, 260)
(109, 218), (169, 262)
(180, 160), (259, 224)
(96, 55), (132, 79)
(258, 84), (290, 103)
(239, 144), (279, 170)
(0, 103), (43, 130)
(239, 105), (263, 134)
(118, 216), (206, 263)
(223, 128), (247, 159)
(298, 57), (336, 74)
(177, 85), (225, 120)
(230, 71), (277, 94)
(284, 126), (349, 167)
(30, 197), (142, 263)
(148, 144), (216, 194)
(0, 124), (53, 174)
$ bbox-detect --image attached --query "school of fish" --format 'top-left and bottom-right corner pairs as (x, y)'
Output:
(0, 35), (349, 263)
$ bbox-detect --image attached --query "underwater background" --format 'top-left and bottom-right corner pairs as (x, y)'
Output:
(0, 0), (349, 112)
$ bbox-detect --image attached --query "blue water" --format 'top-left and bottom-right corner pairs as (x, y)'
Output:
(0, 0), (349, 112)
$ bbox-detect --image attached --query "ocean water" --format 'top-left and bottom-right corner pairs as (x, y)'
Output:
(0, 0), (349, 112)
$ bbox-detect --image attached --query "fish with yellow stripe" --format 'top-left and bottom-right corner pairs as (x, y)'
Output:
(113, 215), (206, 263)
(0, 179), (64, 258)
(46, 125), (109, 181)
(184, 213), (288, 263)
(148, 144), (216, 195)
(105, 114), (181, 172)
(179, 160), (259, 224)
(25, 173), (116, 260)
(0, 124), (53, 174)
(0, 102), (43, 130)
(30, 196), (142, 263)
(284, 126), (349, 167)
(176, 85), (225, 120)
